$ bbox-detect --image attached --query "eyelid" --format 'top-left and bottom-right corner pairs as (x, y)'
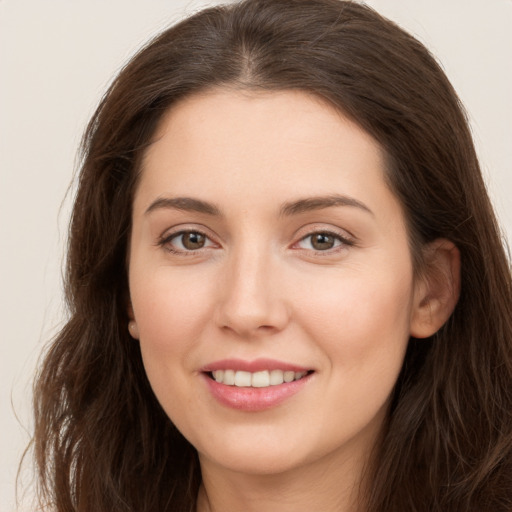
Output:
(156, 223), (356, 255)
(291, 224), (356, 252)
(157, 225), (219, 254)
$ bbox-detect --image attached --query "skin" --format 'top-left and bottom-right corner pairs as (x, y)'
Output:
(128, 89), (459, 512)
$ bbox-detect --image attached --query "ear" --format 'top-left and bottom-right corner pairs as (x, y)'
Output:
(410, 239), (460, 339)
(127, 302), (140, 339)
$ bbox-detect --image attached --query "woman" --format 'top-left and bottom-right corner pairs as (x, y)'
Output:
(32, 0), (512, 510)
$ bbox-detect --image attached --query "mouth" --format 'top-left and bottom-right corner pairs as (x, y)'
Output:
(206, 369), (314, 388)
(201, 358), (315, 410)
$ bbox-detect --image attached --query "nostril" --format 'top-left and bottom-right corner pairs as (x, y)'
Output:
(258, 325), (277, 332)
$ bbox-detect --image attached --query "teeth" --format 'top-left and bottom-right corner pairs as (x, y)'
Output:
(284, 371), (295, 383)
(224, 369), (235, 385)
(252, 370), (270, 388)
(234, 370), (252, 387)
(269, 369), (284, 385)
(211, 369), (309, 387)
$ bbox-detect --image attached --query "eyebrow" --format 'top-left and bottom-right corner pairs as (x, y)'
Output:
(144, 194), (373, 217)
(145, 197), (221, 216)
(280, 194), (373, 217)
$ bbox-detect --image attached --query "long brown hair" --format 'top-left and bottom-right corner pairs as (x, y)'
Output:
(32, 1), (512, 510)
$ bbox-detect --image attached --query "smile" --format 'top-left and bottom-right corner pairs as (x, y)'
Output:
(209, 369), (310, 387)
(202, 360), (314, 411)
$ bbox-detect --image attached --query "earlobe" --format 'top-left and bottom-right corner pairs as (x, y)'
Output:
(410, 239), (461, 339)
(128, 321), (140, 339)
(127, 303), (140, 339)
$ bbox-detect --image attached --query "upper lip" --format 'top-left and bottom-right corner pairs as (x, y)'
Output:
(201, 358), (312, 373)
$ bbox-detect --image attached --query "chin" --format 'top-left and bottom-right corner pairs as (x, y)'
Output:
(201, 446), (306, 476)
(191, 425), (304, 474)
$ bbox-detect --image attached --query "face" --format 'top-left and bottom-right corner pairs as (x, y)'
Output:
(128, 89), (424, 478)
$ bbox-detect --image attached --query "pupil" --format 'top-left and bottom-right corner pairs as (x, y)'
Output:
(312, 233), (334, 250)
(183, 232), (205, 249)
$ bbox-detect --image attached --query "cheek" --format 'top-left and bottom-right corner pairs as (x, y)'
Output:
(295, 270), (414, 438)
(129, 271), (218, 424)
(131, 267), (212, 334)
(129, 268), (218, 382)
(297, 266), (414, 377)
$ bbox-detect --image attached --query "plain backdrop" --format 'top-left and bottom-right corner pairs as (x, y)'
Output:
(1, 1), (511, 510)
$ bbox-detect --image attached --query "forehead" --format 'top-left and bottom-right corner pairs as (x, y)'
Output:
(135, 88), (402, 225)
(148, 88), (377, 155)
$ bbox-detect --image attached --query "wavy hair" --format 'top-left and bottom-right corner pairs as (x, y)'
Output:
(32, 0), (512, 510)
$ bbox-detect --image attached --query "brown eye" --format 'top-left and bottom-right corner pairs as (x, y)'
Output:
(310, 233), (336, 250)
(181, 231), (206, 250)
(297, 231), (350, 252)
(162, 230), (214, 253)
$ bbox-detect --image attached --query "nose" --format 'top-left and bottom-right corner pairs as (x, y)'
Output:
(214, 245), (290, 338)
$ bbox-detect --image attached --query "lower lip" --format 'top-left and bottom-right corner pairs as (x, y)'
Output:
(203, 373), (312, 411)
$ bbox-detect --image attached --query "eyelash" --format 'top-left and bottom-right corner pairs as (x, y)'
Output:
(294, 230), (355, 254)
(158, 229), (214, 255)
(157, 228), (355, 256)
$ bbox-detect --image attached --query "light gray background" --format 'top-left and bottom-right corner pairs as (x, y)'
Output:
(1, 1), (511, 510)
